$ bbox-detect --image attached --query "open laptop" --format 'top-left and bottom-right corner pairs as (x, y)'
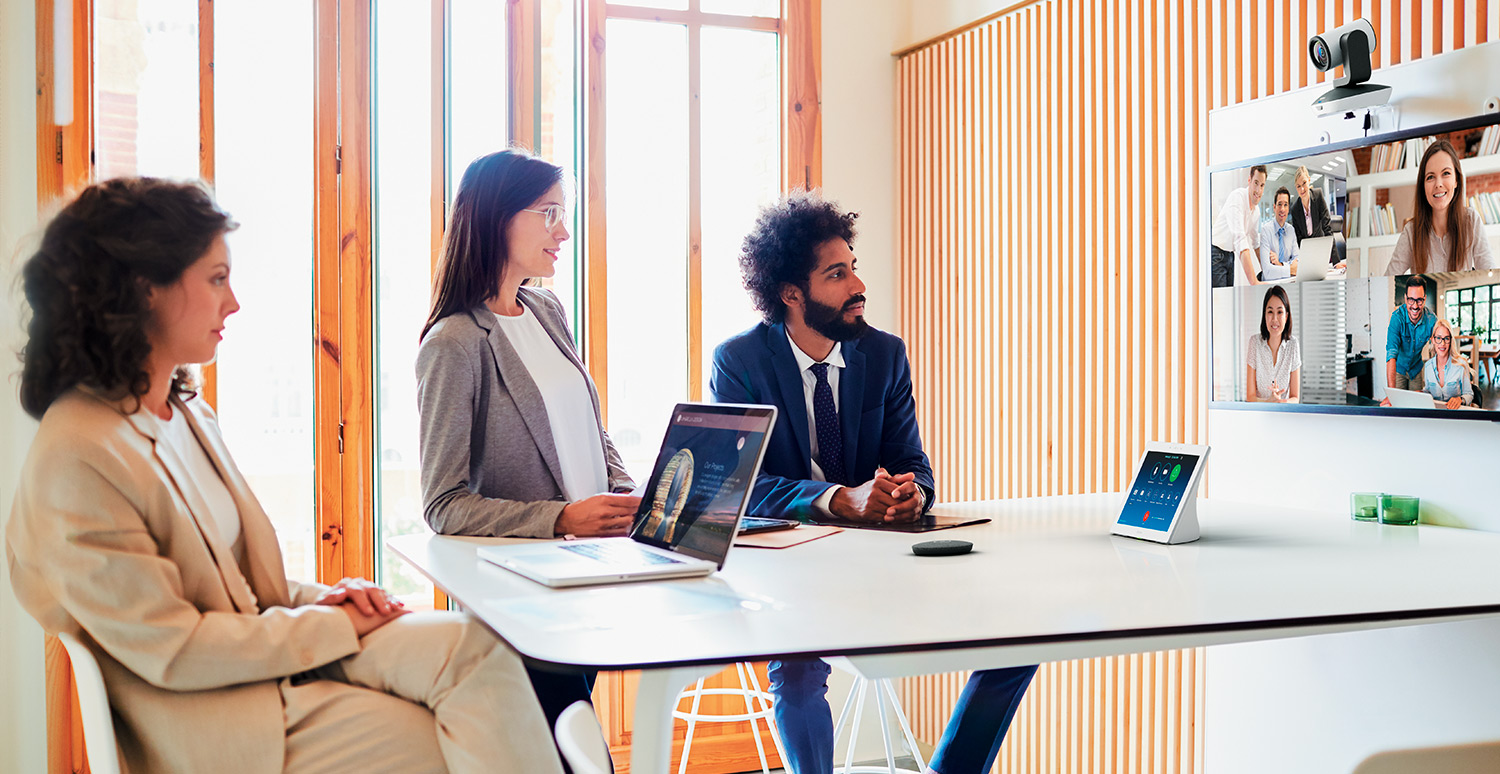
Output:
(1295, 236), (1334, 282)
(478, 403), (777, 588)
(1385, 385), (1438, 409)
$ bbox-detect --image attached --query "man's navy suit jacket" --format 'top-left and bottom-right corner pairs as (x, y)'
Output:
(709, 321), (936, 520)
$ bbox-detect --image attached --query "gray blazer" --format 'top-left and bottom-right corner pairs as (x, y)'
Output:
(416, 287), (633, 538)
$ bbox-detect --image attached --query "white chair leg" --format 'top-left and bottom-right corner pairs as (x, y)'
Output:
(677, 675), (708, 774)
(832, 673), (862, 744)
(881, 678), (928, 773)
(742, 661), (789, 769)
(832, 675), (925, 774)
(875, 680), (898, 773)
(669, 663), (782, 774)
(734, 662), (773, 774)
(841, 678), (869, 774)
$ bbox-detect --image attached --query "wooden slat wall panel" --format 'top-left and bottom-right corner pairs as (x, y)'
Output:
(894, 1), (1495, 772)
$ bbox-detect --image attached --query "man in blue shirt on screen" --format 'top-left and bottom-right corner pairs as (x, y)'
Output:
(709, 192), (1036, 774)
(1256, 187), (1300, 281)
(1383, 275), (1436, 402)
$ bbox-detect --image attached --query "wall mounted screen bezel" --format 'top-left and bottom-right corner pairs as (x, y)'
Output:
(1205, 110), (1500, 423)
(1112, 443), (1210, 544)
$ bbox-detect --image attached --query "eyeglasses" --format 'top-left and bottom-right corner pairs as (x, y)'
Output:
(1405, 297), (1426, 305)
(1433, 335), (1452, 343)
(521, 204), (568, 230)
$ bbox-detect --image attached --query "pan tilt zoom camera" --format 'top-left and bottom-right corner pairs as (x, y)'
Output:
(1309, 19), (1391, 116)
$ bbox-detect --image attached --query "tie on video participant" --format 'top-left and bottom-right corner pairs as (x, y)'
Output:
(1422, 318), (1473, 409)
(1385, 139), (1496, 275)
(1382, 276), (1438, 404)
(1211, 164), (1268, 287)
(710, 192), (1037, 774)
(1245, 285), (1301, 402)
(1256, 188), (1301, 281)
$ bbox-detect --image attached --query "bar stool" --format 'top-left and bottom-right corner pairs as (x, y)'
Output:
(674, 662), (787, 774)
(829, 658), (927, 774)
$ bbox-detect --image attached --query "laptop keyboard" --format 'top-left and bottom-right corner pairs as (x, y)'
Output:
(561, 541), (684, 566)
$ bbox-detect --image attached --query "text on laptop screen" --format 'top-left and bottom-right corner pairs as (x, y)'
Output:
(631, 407), (771, 560)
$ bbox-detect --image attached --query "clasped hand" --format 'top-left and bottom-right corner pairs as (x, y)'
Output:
(831, 467), (925, 523)
(315, 577), (407, 637)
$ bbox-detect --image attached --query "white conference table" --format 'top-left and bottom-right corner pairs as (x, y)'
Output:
(388, 494), (1500, 773)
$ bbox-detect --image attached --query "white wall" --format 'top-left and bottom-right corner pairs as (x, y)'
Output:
(820, 0), (909, 334)
(1206, 42), (1500, 774)
(902, 0), (1007, 51)
(0, 0), (48, 771)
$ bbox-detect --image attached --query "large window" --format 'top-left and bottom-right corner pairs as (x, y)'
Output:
(597, 4), (781, 479)
(44, 0), (815, 583)
(1446, 284), (1498, 346)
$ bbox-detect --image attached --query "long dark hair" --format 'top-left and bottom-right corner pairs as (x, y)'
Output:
(1409, 139), (1471, 274)
(1259, 284), (1293, 343)
(421, 149), (564, 340)
(18, 178), (235, 419)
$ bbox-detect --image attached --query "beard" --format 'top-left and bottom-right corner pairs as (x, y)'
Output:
(804, 294), (870, 342)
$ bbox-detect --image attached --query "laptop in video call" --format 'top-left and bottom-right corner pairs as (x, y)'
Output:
(478, 403), (777, 588)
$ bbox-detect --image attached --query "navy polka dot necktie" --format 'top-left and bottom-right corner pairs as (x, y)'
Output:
(809, 362), (846, 486)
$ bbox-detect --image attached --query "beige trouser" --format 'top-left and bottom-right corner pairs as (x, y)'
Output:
(281, 611), (566, 774)
(1392, 369), (1426, 392)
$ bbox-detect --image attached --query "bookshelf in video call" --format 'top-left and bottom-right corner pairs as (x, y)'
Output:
(1345, 151), (1500, 277)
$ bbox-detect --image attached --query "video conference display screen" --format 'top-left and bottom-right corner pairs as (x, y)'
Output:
(1208, 113), (1500, 419)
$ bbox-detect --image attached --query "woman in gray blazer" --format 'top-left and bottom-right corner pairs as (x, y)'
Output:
(416, 149), (639, 759)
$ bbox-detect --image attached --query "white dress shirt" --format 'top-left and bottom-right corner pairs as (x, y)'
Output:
(493, 306), (609, 501)
(1214, 186), (1262, 286)
(139, 405), (244, 561)
(1257, 217), (1300, 281)
(786, 332), (844, 513)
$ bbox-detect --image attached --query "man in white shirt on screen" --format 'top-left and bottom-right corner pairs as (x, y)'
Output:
(1211, 164), (1267, 287)
(1256, 187), (1300, 281)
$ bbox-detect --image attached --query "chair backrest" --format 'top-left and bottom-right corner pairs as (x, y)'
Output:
(1351, 740), (1500, 773)
(56, 632), (122, 774)
(555, 701), (612, 774)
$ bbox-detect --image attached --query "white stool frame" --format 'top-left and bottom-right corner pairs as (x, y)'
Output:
(673, 661), (788, 774)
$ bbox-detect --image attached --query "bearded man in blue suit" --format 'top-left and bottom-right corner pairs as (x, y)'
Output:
(709, 193), (1037, 774)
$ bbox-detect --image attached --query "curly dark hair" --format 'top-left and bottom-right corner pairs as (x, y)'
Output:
(738, 192), (858, 323)
(18, 177), (235, 419)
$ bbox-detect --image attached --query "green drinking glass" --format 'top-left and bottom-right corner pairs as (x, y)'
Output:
(1379, 494), (1420, 526)
(1350, 492), (1381, 522)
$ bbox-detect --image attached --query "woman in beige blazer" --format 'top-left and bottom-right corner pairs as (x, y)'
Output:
(6, 178), (566, 774)
(416, 150), (642, 749)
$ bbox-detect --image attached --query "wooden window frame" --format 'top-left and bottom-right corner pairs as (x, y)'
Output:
(581, 0), (821, 412)
(34, 0), (815, 769)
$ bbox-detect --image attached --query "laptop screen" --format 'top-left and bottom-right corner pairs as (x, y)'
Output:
(629, 403), (777, 567)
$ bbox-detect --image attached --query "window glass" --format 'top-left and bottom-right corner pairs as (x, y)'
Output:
(94, 0), (200, 179)
(213, 0), (317, 583)
(374, 0), (438, 607)
(449, 0), (508, 197)
(604, 19), (689, 479)
(699, 26), (780, 390)
(701, 0), (780, 16)
(612, 0), (690, 10)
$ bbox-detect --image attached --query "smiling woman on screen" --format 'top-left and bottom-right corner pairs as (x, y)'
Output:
(1385, 139), (1496, 275)
(1246, 284), (1301, 403)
